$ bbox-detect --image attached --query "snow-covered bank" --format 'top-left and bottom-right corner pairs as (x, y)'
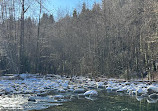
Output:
(0, 74), (158, 110)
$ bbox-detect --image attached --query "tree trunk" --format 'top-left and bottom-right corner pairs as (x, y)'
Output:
(19, 0), (25, 73)
(36, 0), (42, 73)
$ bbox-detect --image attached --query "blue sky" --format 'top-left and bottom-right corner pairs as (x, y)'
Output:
(44, 0), (102, 19)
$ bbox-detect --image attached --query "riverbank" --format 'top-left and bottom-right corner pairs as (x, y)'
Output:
(0, 74), (158, 110)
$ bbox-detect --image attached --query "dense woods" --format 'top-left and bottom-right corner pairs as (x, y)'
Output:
(0, 0), (157, 80)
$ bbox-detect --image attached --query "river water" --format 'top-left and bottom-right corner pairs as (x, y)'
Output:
(0, 74), (157, 111)
(38, 91), (158, 111)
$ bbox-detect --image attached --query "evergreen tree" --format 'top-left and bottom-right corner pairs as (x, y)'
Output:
(73, 9), (77, 18)
(49, 14), (55, 23)
(81, 2), (86, 14)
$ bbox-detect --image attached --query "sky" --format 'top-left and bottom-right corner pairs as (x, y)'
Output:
(43, 0), (102, 19)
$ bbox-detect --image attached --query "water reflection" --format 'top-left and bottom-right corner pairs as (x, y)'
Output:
(42, 91), (158, 111)
(0, 90), (157, 111)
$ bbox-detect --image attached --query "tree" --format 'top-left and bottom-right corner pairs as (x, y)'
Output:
(73, 9), (77, 19)
(19, 0), (30, 73)
(49, 14), (55, 24)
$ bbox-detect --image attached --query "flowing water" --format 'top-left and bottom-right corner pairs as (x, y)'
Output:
(37, 91), (158, 111)
(0, 75), (157, 111)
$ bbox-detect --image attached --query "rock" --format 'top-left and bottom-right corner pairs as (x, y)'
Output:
(136, 88), (145, 96)
(127, 87), (136, 93)
(106, 86), (112, 91)
(68, 89), (74, 92)
(136, 96), (143, 101)
(73, 88), (85, 93)
(132, 91), (137, 95)
(96, 82), (105, 88)
(141, 93), (148, 97)
(147, 98), (158, 103)
(87, 86), (97, 89)
(0, 92), (4, 96)
(111, 87), (119, 91)
(84, 90), (98, 97)
(58, 89), (66, 93)
(28, 97), (36, 102)
(85, 96), (98, 101)
(70, 95), (78, 100)
(4, 88), (13, 94)
(64, 95), (71, 99)
(149, 93), (158, 100)
(54, 95), (64, 100)
(78, 94), (85, 98)
(117, 88), (126, 93)
(62, 82), (69, 88)
(98, 85), (105, 88)
(20, 74), (32, 80)
(147, 85), (158, 94)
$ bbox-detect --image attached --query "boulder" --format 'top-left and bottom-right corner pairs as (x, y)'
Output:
(141, 93), (148, 97)
(132, 91), (137, 95)
(70, 95), (78, 100)
(4, 88), (13, 94)
(116, 88), (126, 93)
(73, 88), (85, 93)
(96, 82), (105, 88)
(136, 88), (145, 96)
(54, 95), (64, 100)
(136, 96), (143, 101)
(84, 90), (98, 97)
(28, 97), (36, 102)
(87, 86), (97, 89)
(106, 86), (112, 91)
(20, 74), (32, 80)
(149, 93), (158, 100)
(124, 81), (131, 85)
(111, 87), (119, 91)
(78, 94), (85, 98)
(147, 98), (158, 103)
(58, 89), (66, 93)
(68, 89), (74, 92)
(147, 85), (158, 94)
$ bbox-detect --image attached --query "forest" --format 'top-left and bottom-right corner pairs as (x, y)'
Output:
(0, 0), (158, 80)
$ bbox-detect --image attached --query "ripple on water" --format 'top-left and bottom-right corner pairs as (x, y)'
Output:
(0, 94), (64, 111)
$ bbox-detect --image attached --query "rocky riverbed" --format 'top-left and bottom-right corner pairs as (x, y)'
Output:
(0, 74), (158, 110)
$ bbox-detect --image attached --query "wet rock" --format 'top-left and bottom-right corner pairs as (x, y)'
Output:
(68, 89), (74, 92)
(111, 87), (119, 91)
(58, 89), (66, 93)
(64, 95), (71, 100)
(147, 86), (158, 94)
(61, 82), (69, 89)
(124, 81), (131, 85)
(73, 88), (85, 93)
(106, 86), (112, 91)
(149, 93), (158, 100)
(4, 88), (13, 94)
(78, 94), (85, 98)
(84, 90), (98, 97)
(20, 74), (33, 80)
(28, 97), (36, 102)
(54, 95), (64, 100)
(133, 91), (137, 95)
(87, 86), (97, 89)
(141, 93), (148, 97)
(96, 82), (105, 88)
(70, 95), (78, 100)
(136, 96), (144, 101)
(136, 88), (145, 96)
(0, 92), (4, 96)
(117, 88), (126, 93)
(98, 85), (105, 88)
(147, 98), (158, 103)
